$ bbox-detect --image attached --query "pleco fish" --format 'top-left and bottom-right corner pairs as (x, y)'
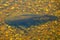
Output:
(5, 14), (58, 29)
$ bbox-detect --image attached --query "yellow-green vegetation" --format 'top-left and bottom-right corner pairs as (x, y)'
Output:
(0, 0), (60, 40)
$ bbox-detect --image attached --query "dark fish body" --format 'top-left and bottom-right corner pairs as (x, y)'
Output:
(5, 14), (58, 28)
